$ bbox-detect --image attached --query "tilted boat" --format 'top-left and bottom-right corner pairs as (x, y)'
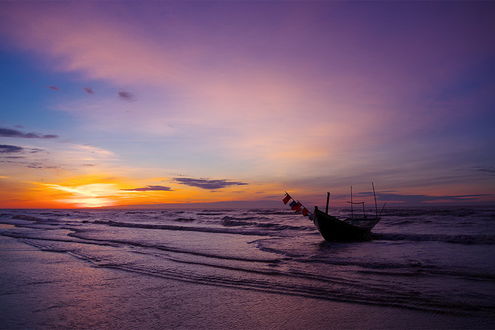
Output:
(312, 183), (382, 242)
(312, 207), (380, 241)
(282, 183), (383, 241)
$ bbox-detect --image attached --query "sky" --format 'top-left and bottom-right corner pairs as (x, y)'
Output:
(0, 1), (494, 208)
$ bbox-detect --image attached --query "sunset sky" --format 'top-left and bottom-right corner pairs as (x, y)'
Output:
(0, 1), (494, 208)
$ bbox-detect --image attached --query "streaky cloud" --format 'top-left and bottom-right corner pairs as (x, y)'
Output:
(174, 177), (248, 190)
(26, 162), (58, 169)
(0, 144), (23, 153)
(474, 166), (495, 176)
(0, 127), (58, 139)
(2, 156), (24, 159)
(84, 87), (95, 94)
(122, 185), (173, 191)
(118, 90), (134, 101)
(355, 192), (493, 204)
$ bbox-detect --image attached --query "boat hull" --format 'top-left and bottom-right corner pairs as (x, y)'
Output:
(313, 209), (374, 241)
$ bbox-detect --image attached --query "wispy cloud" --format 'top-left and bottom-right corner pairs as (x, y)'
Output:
(0, 145), (56, 169)
(121, 185), (173, 191)
(48, 85), (59, 91)
(355, 192), (493, 204)
(0, 141), (119, 179)
(72, 144), (116, 158)
(474, 166), (495, 176)
(0, 144), (24, 153)
(25, 162), (58, 169)
(174, 177), (247, 190)
(83, 87), (94, 94)
(118, 90), (134, 101)
(0, 127), (58, 139)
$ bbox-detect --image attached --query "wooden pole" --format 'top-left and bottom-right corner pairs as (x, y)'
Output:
(379, 203), (387, 217)
(325, 192), (330, 214)
(350, 186), (354, 219)
(372, 182), (378, 218)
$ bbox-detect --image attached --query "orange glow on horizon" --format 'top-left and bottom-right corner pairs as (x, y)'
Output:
(0, 174), (288, 208)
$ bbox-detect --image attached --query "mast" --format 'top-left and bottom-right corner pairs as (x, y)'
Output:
(379, 202), (387, 217)
(350, 186), (354, 219)
(325, 192), (330, 214)
(372, 182), (378, 218)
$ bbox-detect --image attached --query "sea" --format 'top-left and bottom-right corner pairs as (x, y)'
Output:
(1, 206), (494, 327)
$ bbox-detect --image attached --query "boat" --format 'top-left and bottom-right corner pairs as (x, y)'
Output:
(312, 207), (380, 241)
(312, 183), (382, 242)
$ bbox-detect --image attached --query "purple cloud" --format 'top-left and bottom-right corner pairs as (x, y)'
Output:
(122, 185), (173, 191)
(474, 166), (495, 176)
(48, 85), (59, 91)
(174, 177), (248, 190)
(26, 162), (58, 169)
(0, 144), (23, 153)
(354, 192), (493, 204)
(118, 90), (134, 101)
(0, 127), (58, 139)
(84, 87), (95, 94)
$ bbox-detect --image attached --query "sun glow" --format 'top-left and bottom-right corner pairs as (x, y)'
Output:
(58, 197), (116, 208)
(44, 183), (122, 207)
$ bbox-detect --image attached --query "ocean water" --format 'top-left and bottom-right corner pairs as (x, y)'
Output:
(1, 206), (494, 320)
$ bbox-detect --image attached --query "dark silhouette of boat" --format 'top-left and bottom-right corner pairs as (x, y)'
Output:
(313, 207), (380, 241)
(312, 183), (383, 241)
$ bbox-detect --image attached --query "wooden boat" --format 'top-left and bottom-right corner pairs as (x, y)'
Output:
(313, 207), (380, 241)
(312, 183), (382, 241)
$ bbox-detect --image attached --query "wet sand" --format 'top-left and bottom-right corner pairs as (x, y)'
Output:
(1, 236), (492, 329)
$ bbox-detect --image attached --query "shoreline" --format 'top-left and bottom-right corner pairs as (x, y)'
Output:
(1, 235), (493, 329)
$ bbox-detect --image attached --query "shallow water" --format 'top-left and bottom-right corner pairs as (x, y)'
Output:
(0, 207), (494, 317)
